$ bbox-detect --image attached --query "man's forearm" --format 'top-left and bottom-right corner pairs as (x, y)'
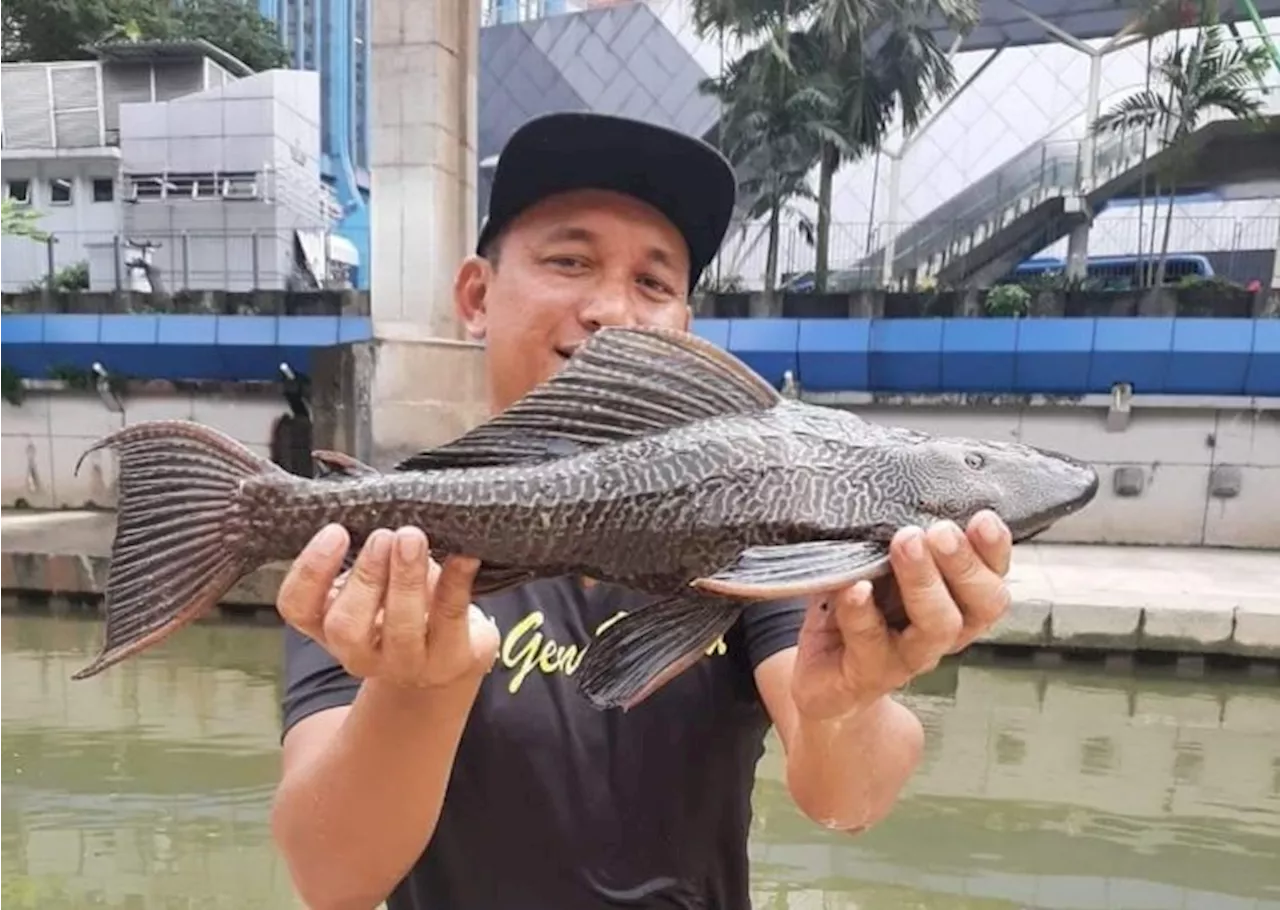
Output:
(783, 695), (924, 833)
(270, 674), (484, 910)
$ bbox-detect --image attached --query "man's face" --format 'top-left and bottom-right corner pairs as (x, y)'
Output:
(454, 188), (694, 413)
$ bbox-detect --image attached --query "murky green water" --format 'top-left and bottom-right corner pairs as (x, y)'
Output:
(4, 612), (1279, 910)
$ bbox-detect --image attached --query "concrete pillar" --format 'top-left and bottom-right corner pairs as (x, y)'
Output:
(1066, 52), (1103, 281)
(334, 0), (489, 468)
(880, 151), (903, 288)
(1064, 221), (1090, 279)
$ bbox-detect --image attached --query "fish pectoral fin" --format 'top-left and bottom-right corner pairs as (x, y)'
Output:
(394, 326), (783, 473)
(312, 449), (380, 479)
(577, 593), (743, 712)
(692, 540), (892, 599)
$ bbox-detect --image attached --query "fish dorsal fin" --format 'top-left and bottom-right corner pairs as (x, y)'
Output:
(312, 449), (379, 479)
(396, 326), (782, 472)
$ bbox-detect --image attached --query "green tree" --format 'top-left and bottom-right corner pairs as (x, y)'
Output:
(700, 17), (831, 308)
(693, 0), (976, 292)
(802, 0), (976, 291)
(1091, 20), (1271, 288)
(1, 197), (49, 242)
(168, 0), (292, 71)
(2, 0), (290, 72)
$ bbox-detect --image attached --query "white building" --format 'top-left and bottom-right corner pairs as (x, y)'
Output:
(1, 39), (357, 295)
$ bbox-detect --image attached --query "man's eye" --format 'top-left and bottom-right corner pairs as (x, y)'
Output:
(640, 276), (674, 295)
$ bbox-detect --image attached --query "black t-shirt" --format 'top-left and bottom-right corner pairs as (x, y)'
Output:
(281, 576), (808, 910)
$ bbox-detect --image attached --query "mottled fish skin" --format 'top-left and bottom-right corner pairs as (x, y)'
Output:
(68, 324), (1099, 707)
(238, 401), (1091, 589)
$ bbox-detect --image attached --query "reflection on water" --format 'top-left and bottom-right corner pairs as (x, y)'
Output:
(2, 614), (298, 910)
(4, 613), (1279, 910)
(751, 660), (1280, 910)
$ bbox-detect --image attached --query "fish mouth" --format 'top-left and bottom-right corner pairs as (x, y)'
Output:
(1010, 465), (1100, 543)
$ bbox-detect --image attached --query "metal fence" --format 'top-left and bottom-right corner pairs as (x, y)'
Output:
(10, 216), (1273, 299)
(1, 227), (356, 295)
(706, 214), (1280, 292)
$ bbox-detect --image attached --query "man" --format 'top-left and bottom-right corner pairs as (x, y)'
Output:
(270, 112), (1013, 910)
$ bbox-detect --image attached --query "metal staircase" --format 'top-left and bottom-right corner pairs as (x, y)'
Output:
(868, 124), (1153, 286)
(859, 59), (1280, 289)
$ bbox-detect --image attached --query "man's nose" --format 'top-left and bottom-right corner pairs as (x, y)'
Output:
(578, 288), (633, 330)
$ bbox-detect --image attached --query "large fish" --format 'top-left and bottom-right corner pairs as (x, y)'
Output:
(69, 325), (1098, 709)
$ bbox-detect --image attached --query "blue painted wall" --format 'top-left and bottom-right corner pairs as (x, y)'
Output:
(687, 317), (1279, 398)
(3, 316), (1276, 397)
(2, 315), (372, 383)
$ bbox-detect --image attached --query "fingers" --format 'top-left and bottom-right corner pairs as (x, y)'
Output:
(381, 527), (430, 683)
(323, 528), (393, 675)
(886, 526), (963, 675)
(277, 523), (350, 642)
(932, 516), (1012, 651)
(967, 510), (1012, 578)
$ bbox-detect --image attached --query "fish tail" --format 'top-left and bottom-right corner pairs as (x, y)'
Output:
(577, 593), (744, 711)
(70, 420), (284, 680)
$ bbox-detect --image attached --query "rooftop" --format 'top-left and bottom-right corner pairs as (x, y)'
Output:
(83, 38), (255, 77)
(932, 0), (1280, 50)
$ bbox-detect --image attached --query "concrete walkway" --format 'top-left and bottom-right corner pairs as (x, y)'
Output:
(2, 509), (1278, 658)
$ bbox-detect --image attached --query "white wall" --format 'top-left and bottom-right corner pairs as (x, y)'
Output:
(1, 390), (284, 511)
(833, 400), (1280, 549)
(1, 160), (123, 291)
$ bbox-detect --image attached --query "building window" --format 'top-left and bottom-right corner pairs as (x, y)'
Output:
(127, 175), (166, 200)
(285, 0), (301, 65)
(92, 178), (114, 202)
(123, 172), (261, 201)
(353, 0), (368, 171)
(7, 179), (31, 204)
(303, 0), (316, 69)
(49, 178), (73, 204)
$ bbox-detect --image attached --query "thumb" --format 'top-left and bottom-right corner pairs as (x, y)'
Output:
(425, 553), (481, 649)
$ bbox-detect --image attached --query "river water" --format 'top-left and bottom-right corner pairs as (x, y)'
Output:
(3, 612), (1278, 910)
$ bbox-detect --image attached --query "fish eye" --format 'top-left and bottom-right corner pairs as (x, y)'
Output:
(964, 452), (986, 469)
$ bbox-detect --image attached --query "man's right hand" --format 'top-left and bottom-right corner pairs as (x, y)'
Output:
(277, 524), (501, 689)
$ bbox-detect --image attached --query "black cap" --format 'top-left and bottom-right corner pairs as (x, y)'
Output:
(477, 112), (737, 291)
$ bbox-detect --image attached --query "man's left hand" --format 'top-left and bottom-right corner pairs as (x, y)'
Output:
(790, 510), (1013, 723)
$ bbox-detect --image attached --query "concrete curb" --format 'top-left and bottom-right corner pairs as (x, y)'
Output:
(976, 591), (1280, 659)
(0, 549), (291, 612)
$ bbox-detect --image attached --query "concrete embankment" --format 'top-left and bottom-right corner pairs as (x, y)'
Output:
(2, 509), (1278, 664)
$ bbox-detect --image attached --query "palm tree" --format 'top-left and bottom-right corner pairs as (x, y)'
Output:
(693, 0), (976, 293)
(1090, 21), (1272, 288)
(801, 0), (976, 291)
(701, 20), (832, 307)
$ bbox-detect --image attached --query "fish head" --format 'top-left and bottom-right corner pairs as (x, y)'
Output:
(898, 436), (1099, 542)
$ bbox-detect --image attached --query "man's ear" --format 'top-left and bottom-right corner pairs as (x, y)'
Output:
(454, 255), (491, 340)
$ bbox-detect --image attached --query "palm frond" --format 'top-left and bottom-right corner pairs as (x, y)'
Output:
(1092, 90), (1174, 135)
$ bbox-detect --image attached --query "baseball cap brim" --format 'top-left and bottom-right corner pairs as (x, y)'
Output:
(477, 112), (737, 291)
